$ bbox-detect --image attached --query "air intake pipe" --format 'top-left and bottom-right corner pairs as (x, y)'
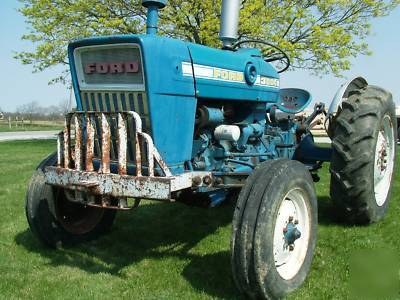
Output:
(219, 0), (241, 49)
(142, 0), (166, 34)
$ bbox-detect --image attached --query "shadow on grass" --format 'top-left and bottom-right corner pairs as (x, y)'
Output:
(317, 196), (345, 226)
(15, 200), (241, 299)
(15, 195), (345, 299)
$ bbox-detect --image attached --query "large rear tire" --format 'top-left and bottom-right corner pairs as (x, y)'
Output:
(25, 153), (117, 248)
(330, 85), (397, 224)
(231, 159), (317, 299)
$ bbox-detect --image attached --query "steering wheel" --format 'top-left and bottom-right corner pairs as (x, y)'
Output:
(233, 39), (290, 73)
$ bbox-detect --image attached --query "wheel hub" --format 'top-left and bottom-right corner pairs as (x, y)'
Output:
(55, 189), (105, 235)
(376, 132), (388, 173)
(283, 216), (301, 251)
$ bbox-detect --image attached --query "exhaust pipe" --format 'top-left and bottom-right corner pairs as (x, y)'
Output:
(219, 0), (241, 49)
(142, 0), (166, 34)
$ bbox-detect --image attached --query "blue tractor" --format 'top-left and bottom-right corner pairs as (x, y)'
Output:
(25, 0), (397, 298)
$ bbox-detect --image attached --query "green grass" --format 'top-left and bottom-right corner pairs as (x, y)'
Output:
(0, 120), (63, 132)
(0, 140), (399, 299)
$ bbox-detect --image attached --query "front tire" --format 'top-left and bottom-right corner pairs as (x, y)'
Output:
(25, 153), (117, 248)
(330, 85), (397, 224)
(231, 159), (317, 299)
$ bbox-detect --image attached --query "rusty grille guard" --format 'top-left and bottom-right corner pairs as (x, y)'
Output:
(44, 111), (212, 206)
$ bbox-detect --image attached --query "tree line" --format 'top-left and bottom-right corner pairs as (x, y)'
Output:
(0, 99), (72, 122)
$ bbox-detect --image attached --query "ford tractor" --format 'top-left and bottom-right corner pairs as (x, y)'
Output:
(25, 0), (397, 298)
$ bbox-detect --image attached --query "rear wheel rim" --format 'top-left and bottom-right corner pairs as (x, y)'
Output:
(273, 188), (310, 280)
(374, 114), (395, 207)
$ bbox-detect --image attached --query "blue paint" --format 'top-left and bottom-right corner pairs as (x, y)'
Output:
(187, 43), (280, 102)
(146, 6), (159, 34)
(142, 0), (167, 8)
(208, 189), (227, 207)
(142, 0), (166, 34)
(284, 221), (301, 246)
(244, 62), (257, 85)
(294, 134), (333, 163)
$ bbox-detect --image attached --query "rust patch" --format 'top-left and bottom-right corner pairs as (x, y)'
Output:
(85, 115), (95, 172)
(63, 114), (72, 168)
(139, 132), (154, 176)
(100, 113), (111, 174)
(117, 113), (127, 175)
(74, 115), (82, 170)
(57, 133), (63, 167)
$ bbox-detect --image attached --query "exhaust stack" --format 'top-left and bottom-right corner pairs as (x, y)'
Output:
(219, 0), (240, 49)
(142, 0), (166, 34)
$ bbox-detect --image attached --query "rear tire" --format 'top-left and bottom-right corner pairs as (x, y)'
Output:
(231, 159), (317, 299)
(330, 85), (397, 224)
(25, 153), (117, 248)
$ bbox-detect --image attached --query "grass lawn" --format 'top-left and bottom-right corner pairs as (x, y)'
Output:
(0, 140), (399, 299)
(0, 120), (63, 132)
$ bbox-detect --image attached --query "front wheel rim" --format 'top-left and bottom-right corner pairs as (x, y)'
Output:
(374, 114), (395, 207)
(55, 189), (105, 235)
(273, 188), (311, 280)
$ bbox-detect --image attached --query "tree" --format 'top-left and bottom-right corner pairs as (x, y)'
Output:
(58, 98), (72, 115)
(16, 101), (41, 123)
(16, 0), (399, 79)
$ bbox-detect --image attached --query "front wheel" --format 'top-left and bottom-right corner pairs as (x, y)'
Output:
(231, 159), (317, 299)
(25, 153), (117, 248)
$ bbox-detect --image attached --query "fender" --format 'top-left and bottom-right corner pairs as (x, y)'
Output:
(325, 76), (368, 137)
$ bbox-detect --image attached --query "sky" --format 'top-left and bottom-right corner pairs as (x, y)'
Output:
(0, 0), (399, 112)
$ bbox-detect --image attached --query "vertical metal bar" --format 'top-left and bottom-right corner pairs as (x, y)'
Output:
(139, 132), (154, 177)
(74, 115), (82, 171)
(127, 112), (143, 176)
(219, 0), (240, 48)
(127, 111), (143, 133)
(135, 132), (142, 176)
(101, 113), (111, 174)
(117, 113), (127, 175)
(57, 133), (62, 167)
(109, 115), (117, 160)
(63, 114), (71, 168)
(85, 114), (95, 172)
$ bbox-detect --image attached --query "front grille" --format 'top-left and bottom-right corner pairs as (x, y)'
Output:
(80, 91), (150, 163)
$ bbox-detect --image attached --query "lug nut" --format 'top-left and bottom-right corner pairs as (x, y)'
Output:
(215, 177), (223, 185)
(193, 176), (202, 186)
(294, 219), (299, 225)
(289, 245), (294, 251)
(203, 175), (213, 185)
